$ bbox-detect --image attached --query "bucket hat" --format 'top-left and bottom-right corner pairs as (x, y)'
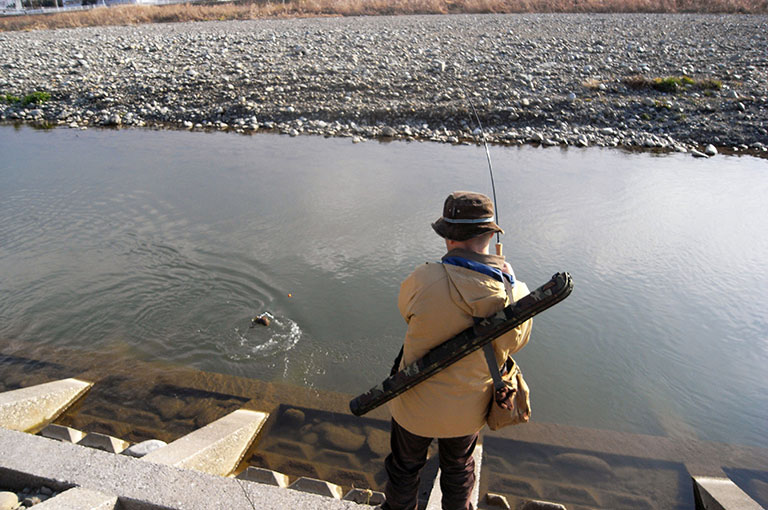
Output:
(431, 191), (504, 241)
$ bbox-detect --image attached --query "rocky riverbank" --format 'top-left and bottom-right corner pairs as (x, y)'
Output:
(1, 14), (766, 156)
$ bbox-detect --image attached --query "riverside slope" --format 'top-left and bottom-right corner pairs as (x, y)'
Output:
(1, 14), (766, 154)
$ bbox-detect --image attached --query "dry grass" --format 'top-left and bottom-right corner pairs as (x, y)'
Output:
(1, 0), (766, 32)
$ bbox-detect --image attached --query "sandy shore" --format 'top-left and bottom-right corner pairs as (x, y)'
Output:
(1, 14), (766, 155)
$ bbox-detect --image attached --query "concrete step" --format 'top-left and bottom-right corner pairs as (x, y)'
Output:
(693, 475), (764, 510)
(33, 487), (117, 510)
(0, 378), (92, 433)
(141, 408), (268, 476)
(0, 427), (366, 510)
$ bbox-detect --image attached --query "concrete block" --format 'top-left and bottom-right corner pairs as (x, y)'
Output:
(33, 487), (118, 510)
(693, 476), (763, 510)
(142, 409), (268, 476)
(78, 433), (130, 454)
(237, 466), (289, 487)
(0, 378), (92, 433)
(342, 488), (386, 505)
(289, 477), (344, 499)
(40, 424), (86, 444)
(425, 444), (483, 510)
(0, 428), (369, 510)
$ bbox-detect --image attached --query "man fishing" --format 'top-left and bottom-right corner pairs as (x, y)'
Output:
(381, 191), (533, 510)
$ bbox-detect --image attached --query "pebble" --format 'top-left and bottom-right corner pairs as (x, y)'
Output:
(0, 15), (764, 154)
(22, 496), (41, 507)
(705, 144), (718, 156)
(0, 492), (18, 510)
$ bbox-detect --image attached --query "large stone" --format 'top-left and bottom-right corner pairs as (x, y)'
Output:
(122, 439), (167, 458)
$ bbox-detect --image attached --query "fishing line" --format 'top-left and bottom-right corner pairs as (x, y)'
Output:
(457, 81), (501, 246)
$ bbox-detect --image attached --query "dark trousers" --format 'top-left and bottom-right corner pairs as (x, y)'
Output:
(383, 419), (478, 510)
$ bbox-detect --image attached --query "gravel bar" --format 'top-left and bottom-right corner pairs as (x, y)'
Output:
(1, 14), (767, 156)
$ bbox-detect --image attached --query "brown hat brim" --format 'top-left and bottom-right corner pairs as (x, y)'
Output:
(431, 217), (504, 241)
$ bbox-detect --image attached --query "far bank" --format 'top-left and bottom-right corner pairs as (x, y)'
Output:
(1, 14), (767, 155)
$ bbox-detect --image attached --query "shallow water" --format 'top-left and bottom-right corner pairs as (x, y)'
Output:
(0, 125), (766, 449)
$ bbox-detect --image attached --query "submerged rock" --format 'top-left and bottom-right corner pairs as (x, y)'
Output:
(282, 408), (306, 427)
(316, 422), (365, 452)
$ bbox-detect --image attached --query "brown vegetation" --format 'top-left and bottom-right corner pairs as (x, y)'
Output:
(1, 0), (766, 32)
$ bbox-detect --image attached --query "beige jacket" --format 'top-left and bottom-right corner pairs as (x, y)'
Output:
(388, 249), (532, 438)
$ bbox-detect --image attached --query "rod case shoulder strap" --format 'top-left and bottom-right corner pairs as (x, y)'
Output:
(482, 343), (505, 392)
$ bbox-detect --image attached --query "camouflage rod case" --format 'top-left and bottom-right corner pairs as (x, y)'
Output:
(349, 272), (573, 417)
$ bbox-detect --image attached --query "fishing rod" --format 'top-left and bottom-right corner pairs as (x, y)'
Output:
(458, 81), (503, 257)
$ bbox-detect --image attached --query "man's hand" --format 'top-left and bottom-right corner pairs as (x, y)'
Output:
(502, 261), (513, 274)
(494, 386), (516, 410)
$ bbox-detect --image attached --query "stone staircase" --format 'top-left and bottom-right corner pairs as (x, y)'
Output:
(0, 377), (388, 509)
(1, 352), (767, 510)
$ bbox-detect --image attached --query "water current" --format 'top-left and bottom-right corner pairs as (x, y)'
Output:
(1, 125), (766, 450)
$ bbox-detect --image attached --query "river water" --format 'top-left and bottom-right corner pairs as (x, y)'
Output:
(1, 125), (766, 450)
